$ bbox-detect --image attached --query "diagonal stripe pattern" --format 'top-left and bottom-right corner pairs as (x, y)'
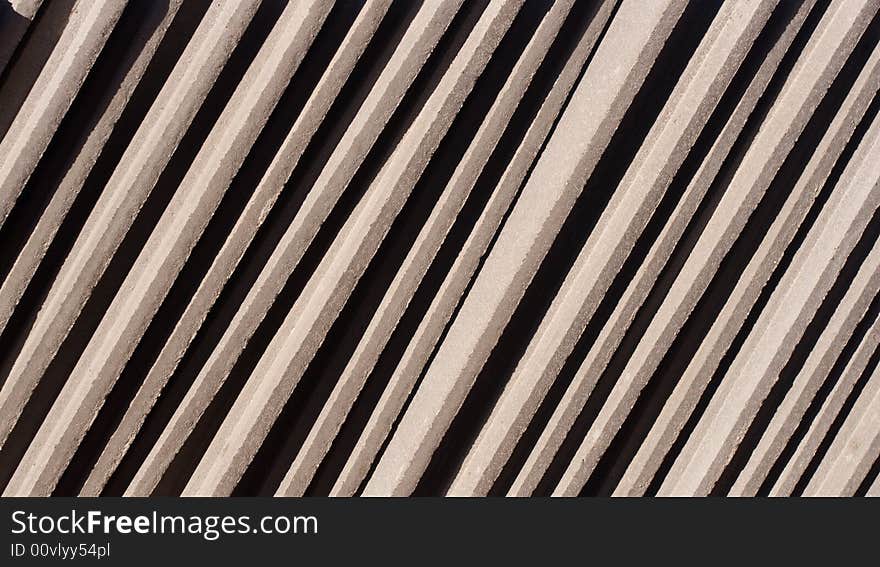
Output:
(0, 0), (878, 497)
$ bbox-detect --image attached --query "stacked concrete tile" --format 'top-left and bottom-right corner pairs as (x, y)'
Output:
(0, 0), (878, 496)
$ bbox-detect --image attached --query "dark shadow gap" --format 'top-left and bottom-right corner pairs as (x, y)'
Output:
(0, 0), (214, 493)
(237, 0), (553, 496)
(637, 0), (835, 496)
(0, 0), (35, 94)
(309, 0), (618, 498)
(759, 288), (880, 495)
(138, 0), (489, 496)
(55, 0), (365, 495)
(586, 4), (878, 497)
(497, 0), (802, 497)
(0, 0), (170, 298)
(711, 203), (880, 496)
(414, 0), (722, 496)
(0, 0), (74, 139)
(102, 0), (423, 497)
(855, 452), (880, 496)
(792, 333), (880, 495)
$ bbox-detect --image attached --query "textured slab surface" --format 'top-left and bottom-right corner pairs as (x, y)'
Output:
(0, 0), (878, 497)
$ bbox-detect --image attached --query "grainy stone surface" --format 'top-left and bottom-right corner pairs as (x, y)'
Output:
(0, 0), (878, 497)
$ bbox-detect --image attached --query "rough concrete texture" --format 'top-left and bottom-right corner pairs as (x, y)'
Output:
(659, 98), (880, 496)
(126, 0), (466, 497)
(0, 0), (878, 497)
(451, 0), (776, 496)
(0, 0), (262, 455)
(619, 15), (880, 495)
